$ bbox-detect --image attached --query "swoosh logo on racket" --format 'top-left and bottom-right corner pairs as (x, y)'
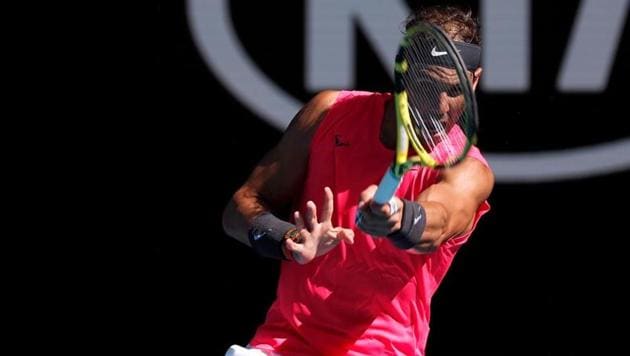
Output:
(431, 47), (447, 56)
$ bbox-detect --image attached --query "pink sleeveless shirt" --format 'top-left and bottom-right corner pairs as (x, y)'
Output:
(249, 91), (490, 355)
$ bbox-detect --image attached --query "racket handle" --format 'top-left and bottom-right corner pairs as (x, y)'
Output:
(373, 167), (402, 204)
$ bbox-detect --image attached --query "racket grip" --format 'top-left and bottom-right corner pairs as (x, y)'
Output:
(373, 168), (401, 204)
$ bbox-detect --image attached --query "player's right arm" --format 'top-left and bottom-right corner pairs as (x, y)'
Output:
(222, 91), (352, 263)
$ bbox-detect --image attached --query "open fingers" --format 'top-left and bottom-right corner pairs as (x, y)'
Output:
(293, 211), (306, 243)
(338, 228), (355, 244)
(294, 211), (305, 231)
(305, 200), (318, 231)
(319, 187), (334, 222)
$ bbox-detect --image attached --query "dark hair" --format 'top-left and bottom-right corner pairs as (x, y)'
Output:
(405, 5), (481, 45)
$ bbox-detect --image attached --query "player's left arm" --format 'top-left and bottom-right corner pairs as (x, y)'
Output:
(411, 156), (494, 252)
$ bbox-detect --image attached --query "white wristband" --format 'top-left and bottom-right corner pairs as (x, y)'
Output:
(387, 197), (399, 217)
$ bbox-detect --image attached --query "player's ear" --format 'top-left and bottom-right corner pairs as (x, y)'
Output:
(471, 67), (483, 90)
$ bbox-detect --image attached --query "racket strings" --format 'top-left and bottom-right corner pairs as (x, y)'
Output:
(408, 39), (461, 163)
(400, 33), (471, 165)
(404, 39), (442, 151)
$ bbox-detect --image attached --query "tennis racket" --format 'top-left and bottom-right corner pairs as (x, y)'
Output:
(372, 21), (479, 205)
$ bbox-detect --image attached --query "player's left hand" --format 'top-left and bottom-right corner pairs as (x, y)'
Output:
(284, 187), (355, 264)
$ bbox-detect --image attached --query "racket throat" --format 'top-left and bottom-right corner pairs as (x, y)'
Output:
(394, 162), (414, 177)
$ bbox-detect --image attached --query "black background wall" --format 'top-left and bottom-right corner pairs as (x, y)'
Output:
(158, 1), (629, 354)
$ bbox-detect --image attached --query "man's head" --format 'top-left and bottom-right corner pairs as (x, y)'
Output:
(405, 5), (482, 88)
(405, 5), (480, 45)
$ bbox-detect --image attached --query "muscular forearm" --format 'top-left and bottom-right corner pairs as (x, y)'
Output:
(382, 198), (469, 254)
(222, 186), (271, 246)
(357, 159), (492, 254)
(409, 200), (473, 253)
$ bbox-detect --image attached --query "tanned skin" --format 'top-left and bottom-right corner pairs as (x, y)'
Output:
(222, 91), (355, 264)
(223, 67), (493, 261)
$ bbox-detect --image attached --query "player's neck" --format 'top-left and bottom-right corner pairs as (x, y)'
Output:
(379, 96), (396, 150)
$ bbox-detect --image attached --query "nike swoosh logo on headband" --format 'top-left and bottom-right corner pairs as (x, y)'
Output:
(431, 47), (447, 56)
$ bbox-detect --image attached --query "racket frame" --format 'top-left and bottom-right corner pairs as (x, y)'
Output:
(372, 22), (478, 204)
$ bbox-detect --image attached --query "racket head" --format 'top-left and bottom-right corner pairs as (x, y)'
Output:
(394, 22), (479, 170)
